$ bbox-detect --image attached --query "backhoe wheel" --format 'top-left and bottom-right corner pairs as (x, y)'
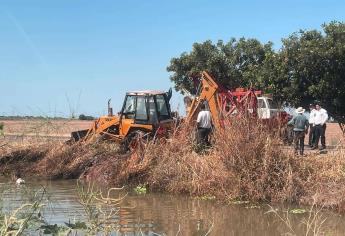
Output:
(125, 130), (150, 153)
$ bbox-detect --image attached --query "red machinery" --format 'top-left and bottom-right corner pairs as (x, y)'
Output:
(186, 71), (262, 128)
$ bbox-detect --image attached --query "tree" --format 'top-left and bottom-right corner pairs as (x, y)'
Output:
(264, 22), (345, 125)
(167, 38), (273, 94)
(79, 114), (95, 121)
(167, 22), (345, 132)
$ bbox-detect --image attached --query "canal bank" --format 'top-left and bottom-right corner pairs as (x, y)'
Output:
(1, 122), (345, 215)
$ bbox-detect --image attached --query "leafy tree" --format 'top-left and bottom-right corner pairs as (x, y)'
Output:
(79, 114), (95, 121)
(265, 22), (345, 124)
(167, 22), (345, 131)
(167, 38), (273, 94)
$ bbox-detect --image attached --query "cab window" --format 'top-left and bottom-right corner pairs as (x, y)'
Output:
(155, 95), (170, 120)
(148, 96), (158, 124)
(123, 95), (136, 119)
(135, 96), (148, 120)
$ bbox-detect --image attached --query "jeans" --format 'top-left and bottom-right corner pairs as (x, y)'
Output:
(314, 124), (326, 148)
(308, 124), (315, 146)
(197, 127), (211, 146)
(294, 131), (305, 155)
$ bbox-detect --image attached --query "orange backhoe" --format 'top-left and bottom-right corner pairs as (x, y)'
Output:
(71, 71), (289, 148)
(71, 90), (174, 149)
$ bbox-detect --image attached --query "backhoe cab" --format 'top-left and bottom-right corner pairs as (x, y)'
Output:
(71, 90), (173, 148)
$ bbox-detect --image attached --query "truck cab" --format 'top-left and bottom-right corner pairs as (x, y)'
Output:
(257, 96), (281, 119)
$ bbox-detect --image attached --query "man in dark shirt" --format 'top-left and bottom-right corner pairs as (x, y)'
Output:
(288, 107), (309, 155)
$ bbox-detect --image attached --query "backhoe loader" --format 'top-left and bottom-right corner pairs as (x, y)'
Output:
(184, 71), (290, 132)
(71, 90), (174, 149)
(71, 72), (290, 149)
(184, 71), (261, 128)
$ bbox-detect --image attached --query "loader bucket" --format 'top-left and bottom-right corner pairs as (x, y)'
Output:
(71, 129), (89, 142)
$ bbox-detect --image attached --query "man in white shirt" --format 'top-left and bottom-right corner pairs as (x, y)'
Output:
(308, 104), (316, 147)
(196, 103), (212, 147)
(311, 103), (328, 150)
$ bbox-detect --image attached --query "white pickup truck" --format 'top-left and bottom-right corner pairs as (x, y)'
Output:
(257, 96), (293, 144)
(257, 96), (282, 119)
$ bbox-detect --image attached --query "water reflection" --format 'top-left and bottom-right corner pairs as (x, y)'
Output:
(1, 178), (345, 235)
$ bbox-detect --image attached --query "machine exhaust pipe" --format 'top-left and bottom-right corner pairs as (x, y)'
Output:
(108, 99), (113, 116)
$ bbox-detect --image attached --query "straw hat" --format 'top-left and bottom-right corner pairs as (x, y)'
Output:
(296, 107), (305, 114)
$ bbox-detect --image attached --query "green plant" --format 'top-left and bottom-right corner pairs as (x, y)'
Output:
(76, 181), (127, 235)
(0, 123), (3, 136)
(0, 187), (46, 236)
(0, 182), (131, 236)
(39, 224), (71, 235)
(290, 208), (307, 214)
(266, 201), (327, 236)
(197, 195), (216, 201)
(134, 184), (147, 194)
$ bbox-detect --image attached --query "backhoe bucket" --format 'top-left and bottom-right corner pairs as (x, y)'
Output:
(71, 129), (89, 142)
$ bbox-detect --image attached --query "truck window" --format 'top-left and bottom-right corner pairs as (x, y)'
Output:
(258, 99), (266, 109)
(267, 99), (279, 109)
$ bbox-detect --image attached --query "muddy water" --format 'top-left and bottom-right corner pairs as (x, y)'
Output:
(1, 179), (345, 236)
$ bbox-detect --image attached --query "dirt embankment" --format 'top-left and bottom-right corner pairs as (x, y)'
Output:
(0, 120), (345, 212)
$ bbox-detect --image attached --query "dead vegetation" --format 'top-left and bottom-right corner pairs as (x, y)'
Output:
(1, 119), (345, 212)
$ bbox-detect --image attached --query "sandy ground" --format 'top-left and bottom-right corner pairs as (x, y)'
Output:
(305, 123), (344, 147)
(1, 119), (93, 138)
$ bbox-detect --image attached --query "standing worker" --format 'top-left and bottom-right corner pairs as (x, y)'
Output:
(288, 107), (309, 155)
(196, 103), (212, 147)
(308, 103), (316, 147)
(312, 103), (328, 150)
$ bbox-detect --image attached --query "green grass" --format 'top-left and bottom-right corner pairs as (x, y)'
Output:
(0, 123), (3, 136)
(134, 184), (147, 194)
(0, 182), (128, 235)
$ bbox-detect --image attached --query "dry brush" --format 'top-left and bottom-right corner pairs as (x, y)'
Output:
(1, 119), (345, 212)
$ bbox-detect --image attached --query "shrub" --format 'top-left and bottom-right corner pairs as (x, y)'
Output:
(79, 114), (95, 120)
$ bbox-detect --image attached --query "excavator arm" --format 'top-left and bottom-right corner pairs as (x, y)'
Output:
(185, 71), (260, 130)
(186, 71), (222, 129)
(71, 116), (121, 142)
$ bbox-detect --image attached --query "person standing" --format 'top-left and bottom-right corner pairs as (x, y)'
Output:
(196, 103), (212, 147)
(288, 107), (309, 155)
(308, 104), (316, 147)
(312, 103), (328, 150)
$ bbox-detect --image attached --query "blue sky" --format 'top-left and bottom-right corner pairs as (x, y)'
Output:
(0, 0), (344, 117)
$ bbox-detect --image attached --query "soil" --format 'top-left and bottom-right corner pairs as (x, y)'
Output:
(304, 123), (343, 146)
(1, 119), (93, 138)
